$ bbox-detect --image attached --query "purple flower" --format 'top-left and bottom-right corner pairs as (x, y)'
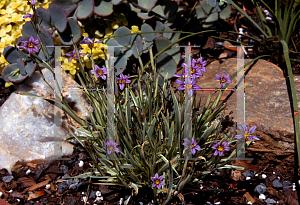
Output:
(182, 138), (201, 155)
(192, 57), (207, 75)
(23, 13), (34, 19)
(19, 35), (40, 54)
(65, 49), (86, 62)
(173, 69), (199, 80)
(215, 72), (232, 88)
(80, 37), (103, 49)
(24, 0), (36, 5)
(90, 65), (108, 80)
(117, 73), (131, 90)
(102, 139), (120, 155)
(235, 124), (260, 141)
(175, 78), (201, 97)
(211, 141), (231, 156)
(150, 173), (166, 189)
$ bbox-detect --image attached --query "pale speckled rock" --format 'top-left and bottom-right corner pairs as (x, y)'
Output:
(0, 68), (93, 173)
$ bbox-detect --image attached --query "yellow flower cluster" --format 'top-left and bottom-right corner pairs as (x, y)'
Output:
(61, 12), (129, 79)
(0, 0), (51, 87)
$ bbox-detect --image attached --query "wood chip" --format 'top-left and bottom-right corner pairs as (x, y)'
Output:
(27, 190), (46, 200)
(23, 175), (51, 193)
(243, 192), (256, 203)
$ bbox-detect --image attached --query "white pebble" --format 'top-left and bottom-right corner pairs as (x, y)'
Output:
(298, 180), (300, 185)
(214, 202), (221, 205)
(266, 17), (273, 21)
(246, 177), (251, 180)
(78, 160), (84, 167)
(200, 184), (203, 189)
(293, 183), (296, 191)
(94, 196), (103, 203)
(17, 199), (20, 202)
(26, 169), (31, 175)
(262, 174), (267, 178)
(45, 184), (51, 189)
(95, 191), (101, 197)
(119, 198), (124, 205)
(0, 192), (3, 197)
(273, 172), (275, 175)
(247, 201), (252, 204)
(259, 194), (266, 200)
(82, 196), (87, 203)
(8, 190), (13, 193)
(255, 174), (258, 177)
(278, 176), (280, 180)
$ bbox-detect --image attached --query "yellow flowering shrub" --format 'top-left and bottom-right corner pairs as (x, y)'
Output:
(0, 0), (51, 87)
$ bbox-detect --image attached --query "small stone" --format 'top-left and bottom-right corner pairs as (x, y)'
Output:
(283, 181), (293, 191)
(88, 190), (96, 199)
(243, 170), (253, 178)
(26, 169), (31, 175)
(254, 183), (267, 194)
(214, 202), (221, 204)
(17, 199), (20, 202)
(246, 177), (251, 180)
(278, 176), (280, 180)
(272, 179), (282, 188)
(255, 174), (258, 177)
(58, 182), (69, 193)
(8, 190), (13, 193)
(82, 196), (87, 203)
(139, 202), (143, 205)
(78, 160), (84, 168)
(247, 201), (252, 204)
(265, 198), (276, 205)
(42, 198), (48, 204)
(262, 174), (267, 178)
(0, 191), (3, 197)
(45, 184), (51, 189)
(59, 165), (68, 174)
(119, 198), (124, 205)
(2, 176), (13, 183)
(259, 194), (266, 200)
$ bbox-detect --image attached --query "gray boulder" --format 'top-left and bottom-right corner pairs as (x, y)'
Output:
(0, 68), (93, 173)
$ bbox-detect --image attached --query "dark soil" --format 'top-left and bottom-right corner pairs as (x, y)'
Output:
(0, 0), (300, 205)
(0, 134), (298, 205)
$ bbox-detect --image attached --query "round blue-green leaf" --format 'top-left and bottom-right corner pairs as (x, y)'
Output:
(94, 0), (113, 17)
(3, 46), (29, 64)
(154, 36), (171, 52)
(57, 18), (82, 45)
(154, 21), (164, 37)
(204, 12), (218, 24)
(164, 46), (180, 65)
(162, 1), (178, 17)
(152, 5), (165, 17)
(130, 34), (142, 58)
(195, 5), (206, 19)
(163, 25), (172, 39)
(36, 7), (51, 29)
(141, 23), (154, 42)
(51, 0), (76, 11)
(201, 0), (213, 14)
(16, 58), (26, 75)
(105, 39), (122, 56)
(8, 73), (28, 83)
(138, 0), (157, 12)
(21, 22), (37, 37)
(219, 4), (231, 20)
(156, 53), (176, 79)
(48, 4), (68, 32)
(76, 0), (94, 19)
(114, 53), (127, 75)
(112, 0), (123, 5)
(37, 29), (55, 55)
(1, 63), (18, 82)
(25, 60), (36, 77)
(113, 26), (131, 46)
(137, 12), (155, 20)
